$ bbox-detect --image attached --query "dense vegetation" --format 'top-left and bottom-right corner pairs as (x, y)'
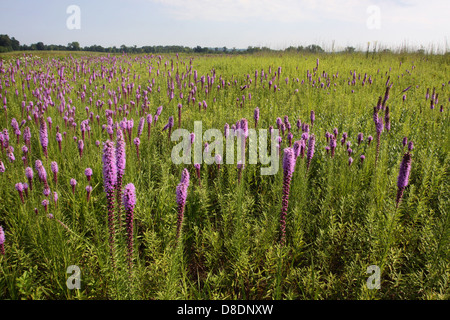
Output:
(0, 50), (448, 300)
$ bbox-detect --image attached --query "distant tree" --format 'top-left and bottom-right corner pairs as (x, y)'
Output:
(305, 44), (324, 53)
(11, 37), (20, 50)
(344, 46), (356, 53)
(36, 42), (45, 50)
(0, 34), (13, 52)
(68, 41), (80, 51)
(120, 44), (128, 53)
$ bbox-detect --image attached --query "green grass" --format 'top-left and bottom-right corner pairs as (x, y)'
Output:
(0, 51), (448, 300)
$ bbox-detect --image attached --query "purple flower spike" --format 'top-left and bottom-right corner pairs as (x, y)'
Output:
(279, 148), (296, 246)
(85, 168), (93, 182)
(102, 139), (117, 260)
(70, 178), (77, 195)
(306, 134), (315, 171)
(134, 137), (140, 160)
(348, 157), (354, 166)
(176, 169), (190, 240)
(357, 133), (364, 146)
(330, 137), (337, 158)
(408, 141), (414, 151)
(25, 167), (34, 190)
(115, 130), (126, 228)
(162, 116), (175, 141)
(402, 137), (408, 148)
(254, 107), (260, 128)
(86, 185), (93, 202)
(56, 132), (62, 152)
(102, 140), (117, 194)
(0, 225), (5, 255)
(78, 140), (84, 158)
(51, 161), (58, 184)
(123, 183), (136, 269)
(42, 199), (49, 213)
(15, 182), (25, 204)
(39, 117), (48, 158)
(396, 152), (412, 207)
(35, 160), (48, 188)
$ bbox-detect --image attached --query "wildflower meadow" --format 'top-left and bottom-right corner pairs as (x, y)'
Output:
(0, 50), (448, 300)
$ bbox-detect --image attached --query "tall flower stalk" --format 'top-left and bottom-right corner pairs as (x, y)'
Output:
(102, 140), (117, 261)
(39, 117), (48, 158)
(0, 225), (5, 255)
(122, 183), (136, 270)
(279, 148), (296, 246)
(396, 152), (412, 208)
(306, 134), (315, 171)
(175, 168), (190, 241)
(115, 130), (126, 229)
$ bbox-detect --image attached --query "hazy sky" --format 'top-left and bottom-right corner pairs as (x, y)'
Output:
(0, 0), (448, 51)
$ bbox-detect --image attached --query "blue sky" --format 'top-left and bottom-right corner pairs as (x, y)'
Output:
(0, 0), (448, 51)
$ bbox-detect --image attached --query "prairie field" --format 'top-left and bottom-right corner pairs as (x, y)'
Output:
(0, 51), (448, 300)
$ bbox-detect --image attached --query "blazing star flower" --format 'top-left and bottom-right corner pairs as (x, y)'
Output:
(137, 117), (145, 137)
(348, 157), (354, 166)
(175, 169), (190, 240)
(102, 139), (117, 257)
(402, 137), (408, 148)
(42, 199), (49, 213)
(330, 136), (337, 157)
(254, 107), (260, 128)
(85, 168), (93, 182)
(360, 154), (366, 164)
(353, 132), (361, 145)
(162, 116), (174, 141)
(306, 134), (315, 170)
(35, 160), (48, 188)
(23, 127), (31, 148)
(0, 225), (5, 255)
(122, 183), (136, 269)
(55, 132), (62, 152)
(70, 178), (77, 195)
(51, 161), (58, 184)
(39, 117), (48, 158)
(279, 147), (296, 246)
(15, 182), (25, 204)
(86, 185), (93, 202)
(78, 140), (84, 158)
(396, 152), (412, 207)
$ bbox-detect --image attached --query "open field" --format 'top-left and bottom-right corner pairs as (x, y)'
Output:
(0, 51), (448, 300)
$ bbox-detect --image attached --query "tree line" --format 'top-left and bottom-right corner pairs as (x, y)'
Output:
(0, 34), (335, 55)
